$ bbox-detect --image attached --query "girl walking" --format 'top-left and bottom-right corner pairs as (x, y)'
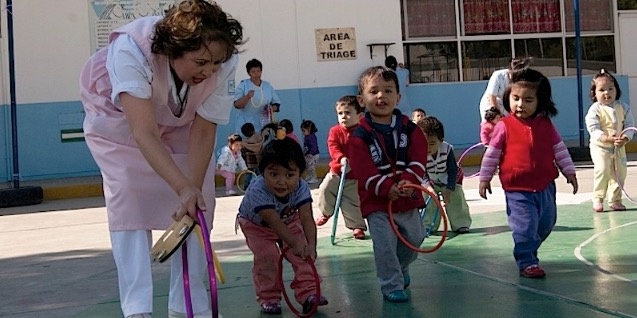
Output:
(478, 68), (578, 278)
(585, 69), (635, 212)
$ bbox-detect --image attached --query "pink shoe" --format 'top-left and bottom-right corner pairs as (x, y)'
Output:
(592, 202), (604, 213)
(610, 202), (626, 211)
(353, 229), (366, 239)
(520, 264), (546, 278)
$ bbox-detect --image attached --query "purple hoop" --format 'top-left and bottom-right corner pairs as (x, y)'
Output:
(614, 127), (637, 205)
(457, 142), (485, 178)
(181, 209), (219, 318)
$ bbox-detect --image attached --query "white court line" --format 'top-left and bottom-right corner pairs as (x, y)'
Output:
(574, 221), (637, 283)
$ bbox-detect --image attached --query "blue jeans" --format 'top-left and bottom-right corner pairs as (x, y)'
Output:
(504, 182), (557, 270)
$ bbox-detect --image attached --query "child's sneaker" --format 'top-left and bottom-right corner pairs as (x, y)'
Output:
(455, 227), (470, 234)
(519, 264), (546, 278)
(260, 300), (282, 315)
(353, 228), (366, 239)
(592, 201), (604, 213)
(610, 202), (626, 211)
(383, 290), (409, 303)
(302, 295), (328, 314)
(315, 214), (331, 226)
(404, 274), (411, 289)
(226, 189), (237, 196)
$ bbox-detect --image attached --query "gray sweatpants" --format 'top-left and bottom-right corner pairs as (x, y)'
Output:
(367, 209), (425, 295)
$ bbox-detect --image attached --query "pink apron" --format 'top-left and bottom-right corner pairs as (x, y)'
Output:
(80, 17), (217, 231)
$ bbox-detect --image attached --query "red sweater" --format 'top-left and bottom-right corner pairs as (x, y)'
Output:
(499, 116), (559, 191)
(327, 124), (357, 178)
(349, 113), (428, 217)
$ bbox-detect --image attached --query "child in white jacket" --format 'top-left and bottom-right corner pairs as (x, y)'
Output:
(217, 133), (249, 195)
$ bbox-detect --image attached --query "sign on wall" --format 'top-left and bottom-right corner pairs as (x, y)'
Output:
(315, 27), (357, 62)
(88, 0), (178, 52)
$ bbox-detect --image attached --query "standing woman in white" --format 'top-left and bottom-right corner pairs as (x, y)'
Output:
(79, 1), (244, 317)
(233, 59), (281, 136)
(478, 57), (532, 123)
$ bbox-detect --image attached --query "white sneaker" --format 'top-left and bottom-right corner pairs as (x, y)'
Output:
(306, 178), (319, 184)
(168, 309), (223, 318)
(225, 189), (237, 196)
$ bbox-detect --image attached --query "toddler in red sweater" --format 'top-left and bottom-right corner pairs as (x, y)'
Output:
(349, 66), (429, 302)
(315, 96), (367, 239)
(478, 68), (578, 278)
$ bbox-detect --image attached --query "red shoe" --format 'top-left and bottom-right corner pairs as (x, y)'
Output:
(315, 214), (331, 226)
(520, 264), (546, 278)
(353, 229), (366, 239)
(592, 202), (604, 213)
(610, 202), (626, 211)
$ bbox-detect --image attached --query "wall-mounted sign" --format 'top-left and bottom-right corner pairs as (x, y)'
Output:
(315, 27), (357, 62)
(88, 0), (178, 52)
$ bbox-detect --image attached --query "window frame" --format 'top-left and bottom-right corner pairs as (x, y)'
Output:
(401, 0), (618, 82)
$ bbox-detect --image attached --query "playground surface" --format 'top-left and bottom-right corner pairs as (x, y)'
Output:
(1, 159), (637, 318)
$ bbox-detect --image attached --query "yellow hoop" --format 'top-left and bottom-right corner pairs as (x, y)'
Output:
(195, 225), (225, 284)
(236, 170), (258, 193)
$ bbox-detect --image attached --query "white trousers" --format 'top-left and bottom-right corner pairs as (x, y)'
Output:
(110, 230), (210, 317)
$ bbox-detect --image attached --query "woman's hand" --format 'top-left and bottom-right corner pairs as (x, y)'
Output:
(173, 185), (206, 221)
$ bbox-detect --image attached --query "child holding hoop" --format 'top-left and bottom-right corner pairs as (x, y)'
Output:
(216, 133), (249, 196)
(315, 96), (367, 240)
(237, 138), (328, 315)
(240, 123), (263, 188)
(585, 69), (635, 212)
(349, 66), (429, 302)
(417, 116), (472, 234)
(478, 68), (578, 278)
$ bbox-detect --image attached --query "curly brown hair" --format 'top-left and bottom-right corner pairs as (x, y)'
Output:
(151, 0), (244, 61)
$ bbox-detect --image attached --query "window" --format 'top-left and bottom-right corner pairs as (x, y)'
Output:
(462, 40), (511, 81)
(564, 0), (613, 32)
(404, 0), (456, 38)
(462, 0), (510, 35)
(514, 38), (564, 76)
(511, 0), (561, 34)
(618, 0), (637, 10)
(566, 36), (616, 74)
(406, 43), (459, 83)
(402, 0), (616, 82)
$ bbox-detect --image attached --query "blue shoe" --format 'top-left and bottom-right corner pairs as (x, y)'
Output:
(384, 290), (409, 303)
(404, 274), (411, 289)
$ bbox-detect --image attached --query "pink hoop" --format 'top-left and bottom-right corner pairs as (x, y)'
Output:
(457, 142), (485, 178)
(614, 127), (637, 205)
(182, 209), (219, 318)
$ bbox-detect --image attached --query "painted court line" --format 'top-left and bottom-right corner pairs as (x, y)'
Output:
(574, 220), (637, 284)
(426, 259), (637, 318)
